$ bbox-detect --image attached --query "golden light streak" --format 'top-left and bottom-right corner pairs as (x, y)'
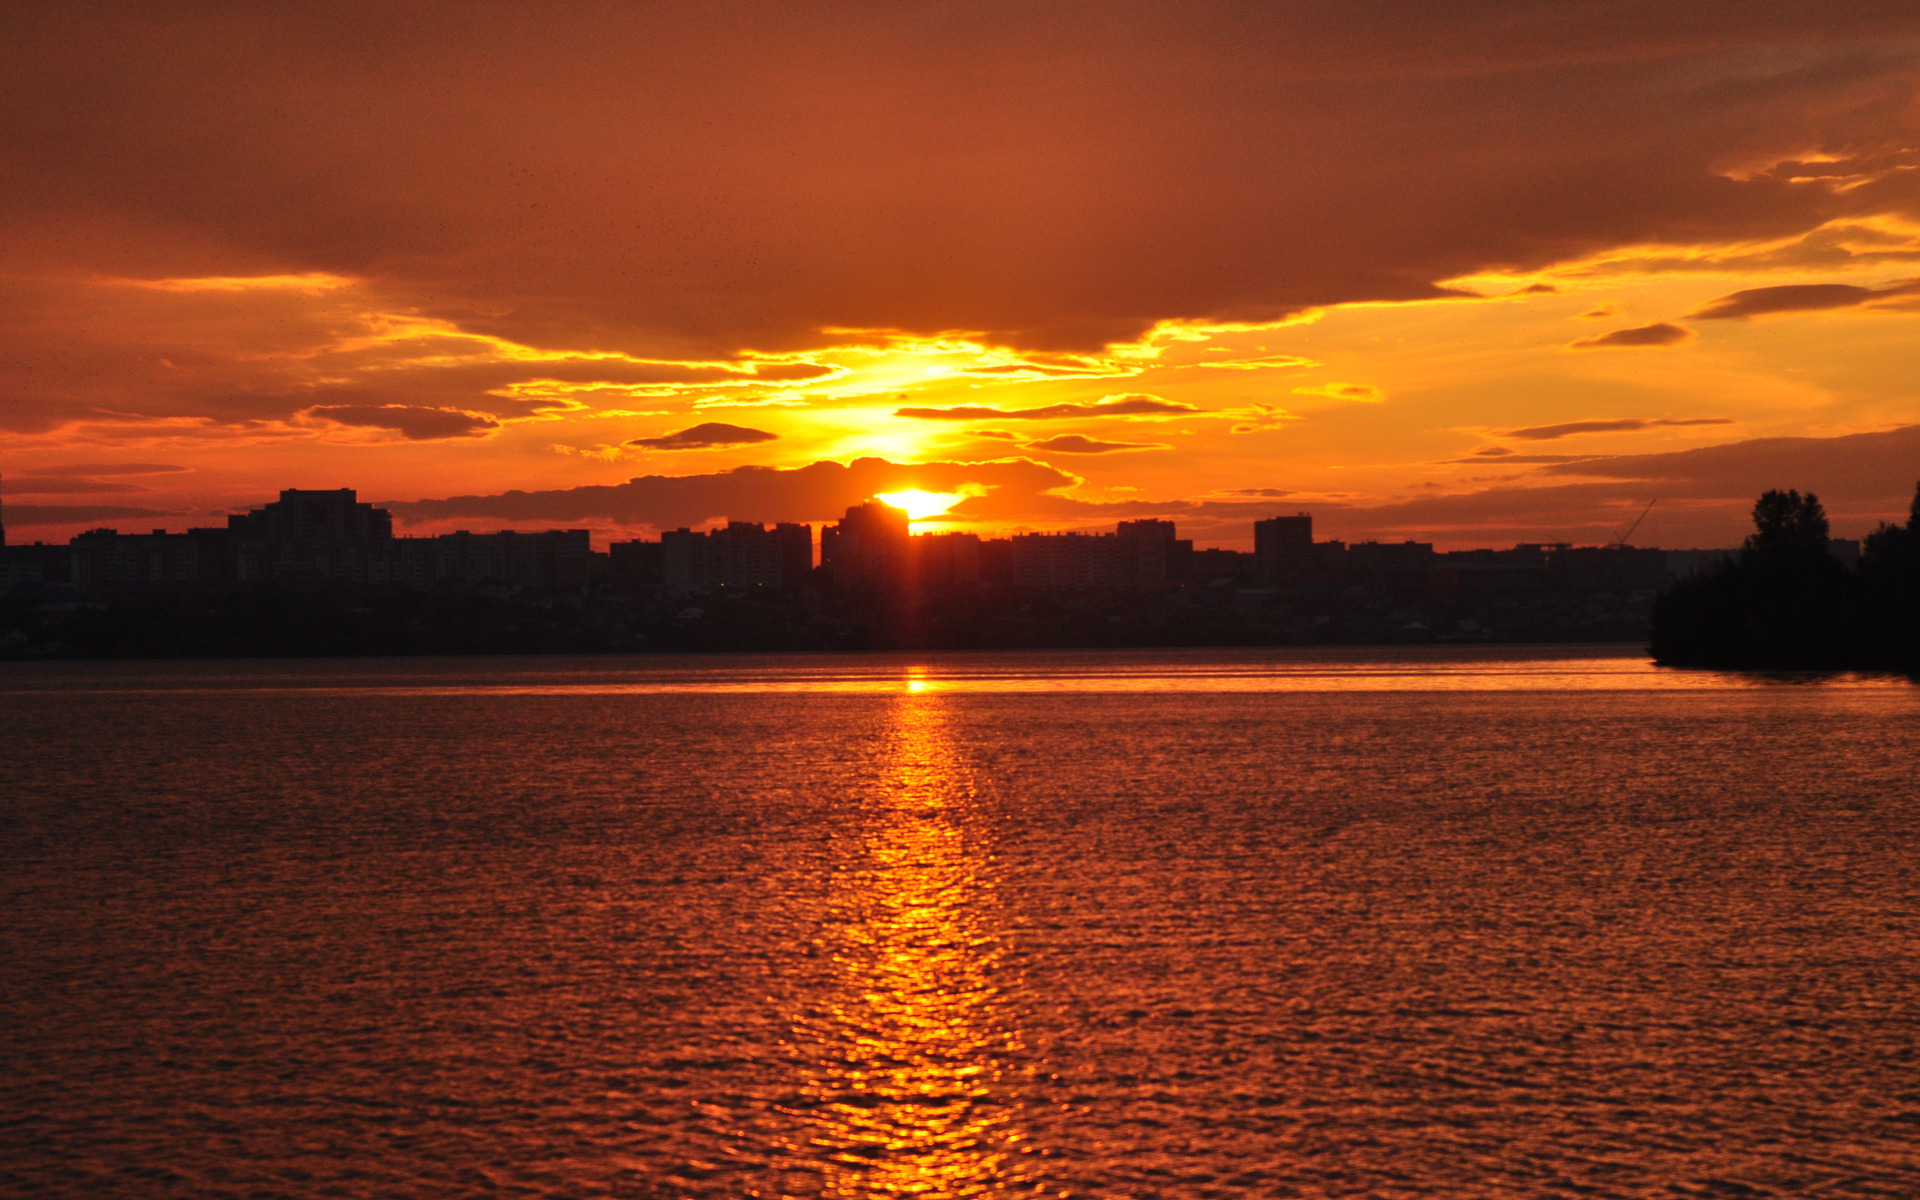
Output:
(1292, 381), (1384, 402)
(1192, 353), (1321, 370)
(109, 272), (357, 293)
(1445, 217), (1920, 292)
(776, 694), (1036, 1195)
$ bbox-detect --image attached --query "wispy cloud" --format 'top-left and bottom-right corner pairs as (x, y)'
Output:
(14, 462), (191, 477)
(894, 394), (1200, 421)
(1228, 403), (1295, 434)
(1501, 417), (1734, 441)
(1438, 448), (1595, 465)
(1292, 382), (1383, 402)
(1024, 434), (1167, 454)
(1568, 322), (1693, 349)
(1192, 354), (1319, 371)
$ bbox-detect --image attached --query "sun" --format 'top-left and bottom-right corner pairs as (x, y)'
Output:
(874, 489), (964, 520)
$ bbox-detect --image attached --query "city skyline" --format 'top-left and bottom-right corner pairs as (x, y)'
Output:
(4, 484), (1692, 655)
(1, 482), (1744, 563)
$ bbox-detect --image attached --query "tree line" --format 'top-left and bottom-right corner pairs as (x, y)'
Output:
(1651, 482), (1920, 671)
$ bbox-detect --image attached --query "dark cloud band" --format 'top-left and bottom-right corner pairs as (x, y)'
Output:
(1692, 280), (1920, 320)
(1024, 434), (1166, 454)
(626, 422), (778, 450)
(1503, 417), (1734, 441)
(306, 405), (502, 440)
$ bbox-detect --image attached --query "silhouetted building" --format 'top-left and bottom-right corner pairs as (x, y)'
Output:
(823, 501), (910, 588)
(1254, 513), (1314, 582)
(37, 486), (1790, 647)
(1310, 540), (1347, 569)
(228, 488), (394, 583)
(1117, 519), (1187, 589)
(0, 484), (76, 591)
(709, 521), (776, 588)
(1346, 540), (1436, 575)
(776, 522), (814, 585)
(660, 521), (811, 591)
(219, 489), (596, 590)
(1428, 544), (1553, 602)
(416, 528), (594, 589)
(1185, 547), (1256, 585)
(1, 542), (72, 593)
(1009, 520), (1188, 589)
(910, 532), (982, 589)
(1550, 545), (1667, 596)
(229, 488), (391, 541)
(69, 527), (232, 591)
(979, 537), (1014, 586)
(606, 538), (665, 587)
(660, 528), (702, 591)
(1010, 532), (1127, 587)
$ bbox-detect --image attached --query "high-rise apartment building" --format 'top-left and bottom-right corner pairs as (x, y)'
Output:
(1009, 519), (1189, 589)
(659, 521), (812, 591)
(909, 532), (982, 589)
(1254, 513), (1315, 582)
(822, 501), (910, 588)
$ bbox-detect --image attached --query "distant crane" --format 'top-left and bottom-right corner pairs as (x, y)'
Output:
(1610, 498), (1657, 547)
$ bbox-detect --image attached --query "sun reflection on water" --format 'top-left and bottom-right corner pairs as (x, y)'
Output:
(780, 694), (1035, 1197)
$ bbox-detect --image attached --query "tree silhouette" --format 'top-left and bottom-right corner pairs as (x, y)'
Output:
(1856, 481), (1920, 670)
(1653, 481), (1918, 671)
(1745, 489), (1828, 558)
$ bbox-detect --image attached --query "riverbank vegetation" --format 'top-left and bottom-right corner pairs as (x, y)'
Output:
(1651, 484), (1920, 671)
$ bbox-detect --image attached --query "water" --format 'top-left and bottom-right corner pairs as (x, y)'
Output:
(4, 646), (1918, 1197)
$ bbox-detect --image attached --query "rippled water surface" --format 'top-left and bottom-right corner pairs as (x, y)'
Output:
(5, 647), (1919, 1197)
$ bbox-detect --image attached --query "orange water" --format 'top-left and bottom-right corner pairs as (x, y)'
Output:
(5, 647), (1917, 1197)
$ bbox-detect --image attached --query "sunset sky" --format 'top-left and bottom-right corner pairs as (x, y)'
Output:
(5, 3), (1920, 549)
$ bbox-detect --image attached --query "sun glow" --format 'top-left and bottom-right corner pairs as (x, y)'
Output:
(875, 489), (964, 520)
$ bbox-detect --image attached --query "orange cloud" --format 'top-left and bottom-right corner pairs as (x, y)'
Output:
(10, 5), (1915, 364)
(1568, 322), (1694, 349)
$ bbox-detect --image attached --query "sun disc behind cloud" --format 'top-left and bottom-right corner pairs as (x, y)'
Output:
(874, 489), (964, 520)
